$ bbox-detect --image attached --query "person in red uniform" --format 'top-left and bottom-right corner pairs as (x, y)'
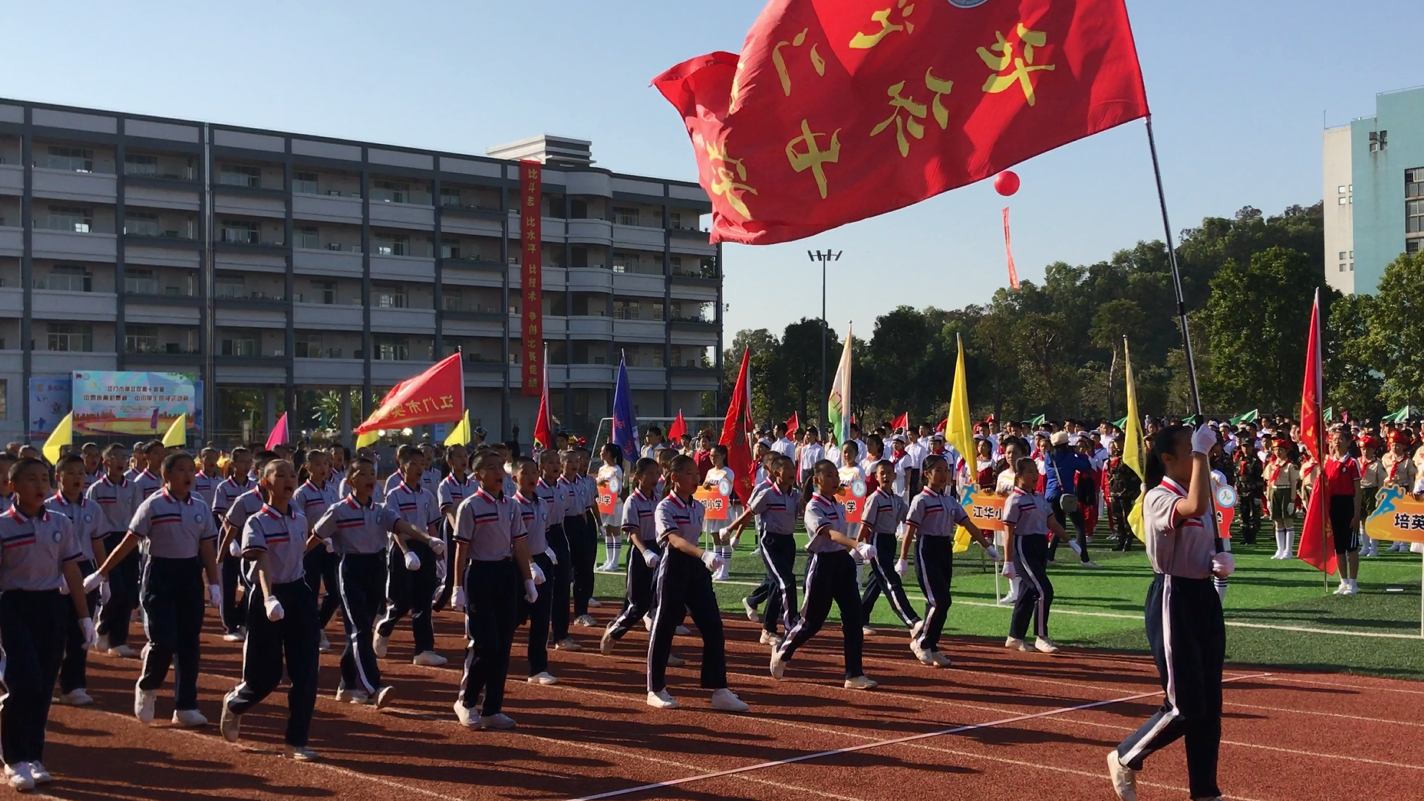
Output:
(1322, 427), (1363, 596)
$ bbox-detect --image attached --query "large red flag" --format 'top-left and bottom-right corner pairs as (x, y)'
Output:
(1296, 290), (1336, 574)
(355, 354), (464, 434)
(653, 0), (1149, 245)
(720, 349), (757, 501)
(533, 356), (553, 451)
(890, 412), (909, 432)
(785, 411), (799, 439)
(667, 410), (688, 442)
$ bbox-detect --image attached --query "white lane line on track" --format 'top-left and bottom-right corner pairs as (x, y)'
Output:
(564, 672), (1272, 801)
(1260, 673), (1424, 696)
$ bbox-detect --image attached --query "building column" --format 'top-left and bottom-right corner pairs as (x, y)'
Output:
(340, 385), (352, 449)
(264, 387), (277, 439)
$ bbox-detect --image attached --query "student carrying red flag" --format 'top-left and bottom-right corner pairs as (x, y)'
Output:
(1296, 289), (1337, 576)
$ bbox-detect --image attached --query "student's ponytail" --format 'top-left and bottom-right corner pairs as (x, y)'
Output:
(801, 459), (834, 505)
(1144, 425), (1189, 490)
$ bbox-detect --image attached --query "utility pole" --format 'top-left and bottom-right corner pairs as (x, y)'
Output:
(807, 249), (841, 429)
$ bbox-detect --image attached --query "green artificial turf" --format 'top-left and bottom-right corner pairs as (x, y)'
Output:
(591, 525), (1424, 681)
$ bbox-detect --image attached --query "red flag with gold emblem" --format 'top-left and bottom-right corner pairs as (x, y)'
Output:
(654, 0), (1149, 245)
(355, 354), (464, 434)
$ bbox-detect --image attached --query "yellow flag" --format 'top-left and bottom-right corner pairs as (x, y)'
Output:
(42, 412), (73, 465)
(947, 334), (976, 554)
(445, 410), (471, 447)
(162, 413), (187, 447)
(355, 430), (380, 449)
(1122, 337), (1147, 542)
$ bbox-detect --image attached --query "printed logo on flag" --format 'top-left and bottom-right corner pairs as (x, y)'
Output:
(946, 0), (992, 7)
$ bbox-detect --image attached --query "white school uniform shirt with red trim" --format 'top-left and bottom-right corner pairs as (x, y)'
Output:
(437, 474), (475, 517)
(212, 477), (254, 518)
(384, 481), (441, 533)
(906, 486), (969, 538)
(129, 489), (219, 559)
(44, 492), (105, 562)
(535, 477), (567, 522)
(1002, 487), (1051, 538)
(86, 474), (137, 534)
(192, 470), (223, 509)
(454, 488), (524, 562)
(0, 505), (84, 591)
(555, 476), (582, 521)
(803, 492), (849, 554)
(241, 503), (309, 585)
(132, 468), (163, 502)
(860, 488), (907, 536)
(514, 490), (549, 554)
(293, 480), (338, 532)
(1142, 477), (1215, 579)
(312, 495), (402, 556)
(621, 488), (659, 545)
(654, 493), (704, 547)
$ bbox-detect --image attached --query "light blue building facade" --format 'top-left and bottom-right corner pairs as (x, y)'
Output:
(1348, 86), (1424, 294)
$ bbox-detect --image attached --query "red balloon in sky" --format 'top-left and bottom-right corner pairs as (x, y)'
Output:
(994, 170), (1020, 196)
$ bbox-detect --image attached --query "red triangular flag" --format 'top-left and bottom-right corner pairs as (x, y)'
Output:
(533, 357), (553, 451)
(667, 410), (687, 442)
(720, 349), (756, 501)
(785, 412), (799, 440)
(264, 412), (289, 450)
(936, 417), (948, 433)
(1296, 290), (1337, 574)
(1003, 207), (1020, 290)
(355, 354), (464, 434)
(890, 412), (909, 433)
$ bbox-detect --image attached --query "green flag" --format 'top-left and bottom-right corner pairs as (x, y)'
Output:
(1230, 409), (1258, 425)
(1111, 416), (1128, 429)
(1182, 413), (1200, 425)
(1382, 406), (1412, 423)
(1027, 414), (1046, 426)
(1324, 406), (1334, 422)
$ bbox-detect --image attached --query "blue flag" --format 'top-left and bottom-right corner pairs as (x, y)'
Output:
(612, 353), (638, 456)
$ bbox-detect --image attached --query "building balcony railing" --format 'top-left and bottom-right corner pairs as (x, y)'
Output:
(124, 278), (195, 297)
(126, 343), (200, 355)
(124, 165), (197, 182)
(215, 288), (286, 302)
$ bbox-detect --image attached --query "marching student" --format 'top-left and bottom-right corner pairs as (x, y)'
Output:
(770, 460), (879, 690)
(81, 443), (103, 492)
(646, 455), (749, 712)
(561, 451), (598, 628)
(702, 444), (738, 581)
(725, 455), (801, 646)
(1358, 435), (1384, 557)
(212, 447), (257, 641)
(45, 455), (109, 707)
(294, 450), (340, 651)
(1, 457), (97, 792)
(995, 440), (1027, 605)
(0, 452), (16, 513)
(419, 444), (443, 495)
(512, 457), (558, 685)
(435, 443), (473, 612)
(131, 440), (166, 501)
(1002, 459), (1070, 654)
(450, 451), (540, 730)
(857, 460), (922, 639)
(86, 443), (140, 657)
(596, 443), (626, 574)
(536, 450), (579, 651)
(577, 448), (603, 605)
(1265, 438), (1301, 559)
(1323, 428), (1363, 595)
(123, 441), (147, 484)
(1382, 431), (1417, 552)
(192, 448), (223, 509)
(602, 458), (664, 654)
(311, 456), (432, 707)
(1109, 425), (1233, 801)
(86, 452), (223, 728)
(219, 459), (324, 761)
(896, 453), (999, 667)
(375, 446), (447, 666)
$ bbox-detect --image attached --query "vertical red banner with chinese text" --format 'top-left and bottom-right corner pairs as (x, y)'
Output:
(521, 160), (543, 397)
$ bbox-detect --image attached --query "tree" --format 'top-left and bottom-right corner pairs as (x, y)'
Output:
(1325, 293), (1384, 419)
(1367, 252), (1424, 409)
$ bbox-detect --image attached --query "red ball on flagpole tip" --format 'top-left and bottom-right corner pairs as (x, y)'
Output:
(994, 171), (1020, 196)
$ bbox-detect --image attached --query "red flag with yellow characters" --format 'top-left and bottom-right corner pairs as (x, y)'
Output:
(355, 353), (465, 434)
(653, 0), (1150, 245)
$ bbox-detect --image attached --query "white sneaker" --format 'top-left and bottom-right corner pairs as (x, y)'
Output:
(574, 614), (597, 627)
(109, 644), (138, 658)
(1334, 581), (1349, 595)
(335, 688), (369, 704)
(372, 686), (394, 709)
(770, 648), (787, 679)
(453, 701), (478, 729)
(909, 619), (924, 640)
(910, 640), (935, 666)
(674, 624), (691, 636)
(713, 565), (731, 582)
(997, 594), (1016, 606)
(600, 629), (616, 656)
(646, 689), (679, 709)
(1080, 560), (1102, 570)
(844, 675), (878, 691)
(710, 688), (749, 712)
(4, 763), (34, 792)
(220, 697), (241, 743)
(930, 651), (953, 668)
(665, 653), (686, 667)
(222, 631), (245, 643)
(318, 632), (332, 653)
(173, 708), (208, 727)
(759, 630), (783, 647)
(1107, 750), (1138, 800)
(1343, 580), (1358, 596)
(861, 626), (876, 637)
(527, 672), (558, 685)
(134, 685), (157, 723)
(58, 688), (94, 706)
(413, 651), (447, 667)
(373, 632), (389, 658)
(553, 638), (582, 651)
(26, 762), (49, 785)
(96, 633), (111, 652)
(1034, 638), (1061, 655)
(1005, 637), (1027, 651)
(283, 745), (320, 761)
(642, 614), (653, 632)
(587, 597), (603, 608)
(479, 712), (517, 730)
(742, 598), (761, 623)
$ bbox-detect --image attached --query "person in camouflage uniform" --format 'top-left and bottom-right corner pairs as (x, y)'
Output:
(1106, 439), (1140, 551)
(1233, 425), (1264, 545)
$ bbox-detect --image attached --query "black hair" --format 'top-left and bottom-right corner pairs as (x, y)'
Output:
(602, 442), (624, 467)
(56, 453), (86, 471)
(396, 444), (420, 465)
(1014, 457), (1037, 475)
(669, 454), (696, 480)
(634, 457), (659, 478)
(841, 439), (859, 458)
(712, 444), (728, 460)
(347, 456), (374, 480)
(801, 459), (836, 504)
(101, 443), (127, 459)
(81, 442), (100, 453)
(474, 451), (503, 471)
(922, 453), (949, 473)
(1144, 425), (1190, 490)
(646, 426), (663, 438)
(160, 451), (195, 475)
(8, 457), (45, 483)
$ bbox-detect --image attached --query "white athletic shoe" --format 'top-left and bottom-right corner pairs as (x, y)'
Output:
(58, 688), (94, 706)
(665, 653), (687, 667)
(646, 689), (679, 709)
(861, 626), (877, 637)
(1034, 638), (1061, 655)
(527, 672), (558, 685)
(910, 640), (935, 666)
(770, 648), (787, 679)
(109, 644), (138, 658)
(454, 701), (478, 729)
(479, 712), (517, 730)
(759, 630), (783, 647)
(95, 633), (111, 652)
(172, 708), (208, 727)
(929, 651), (953, 668)
(909, 619), (924, 641)
(844, 675), (879, 691)
(1080, 560), (1102, 570)
(4, 762), (34, 792)
(372, 686), (394, 709)
(220, 697), (241, 743)
(742, 597), (761, 623)
(1343, 580), (1358, 596)
(373, 632), (390, 658)
(553, 638), (582, 651)
(413, 651), (447, 667)
(574, 614), (597, 628)
(997, 594), (1016, 606)
(284, 745), (320, 762)
(710, 688), (749, 712)
(1005, 637), (1028, 651)
(713, 565), (731, 582)
(600, 629), (616, 656)
(222, 631), (245, 643)
(335, 688), (369, 704)
(134, 685), (157, 723)
(26, 762), (49, 785)
(1107, 750), (1138, 800)
(1334, 581), (1349, 595)
(674, 624), (691, 636)
(642, 614), (653, 632)
(587, 597), (603, 608)
(318, 632), (332, 653)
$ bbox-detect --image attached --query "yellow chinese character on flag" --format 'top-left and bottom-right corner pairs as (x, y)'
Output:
(706, 141), (758, 220)
(979, 24), (1056, 107)
(785, 119), (841, 200)
(870, 81), (927, 158)
(850, 0), (915, 50)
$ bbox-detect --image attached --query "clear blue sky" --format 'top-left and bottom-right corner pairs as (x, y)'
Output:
(4, 0), (1419, 340)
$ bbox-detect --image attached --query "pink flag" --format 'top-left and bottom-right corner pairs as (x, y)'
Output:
(1003, 208), (1020, 290)
(265, 412), (290, 450)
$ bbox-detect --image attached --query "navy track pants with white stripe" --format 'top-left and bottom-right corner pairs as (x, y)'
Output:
(1009, 535), (1052, 641)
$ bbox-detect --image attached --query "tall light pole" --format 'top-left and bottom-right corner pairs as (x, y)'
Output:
(808, 249), (841, 429)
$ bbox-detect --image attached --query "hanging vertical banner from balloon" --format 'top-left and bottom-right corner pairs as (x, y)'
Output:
(1002, 207), (1019, 290)
(520, 160), (544, 398)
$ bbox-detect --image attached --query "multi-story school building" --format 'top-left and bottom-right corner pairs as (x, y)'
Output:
(0, 98), (723, 445)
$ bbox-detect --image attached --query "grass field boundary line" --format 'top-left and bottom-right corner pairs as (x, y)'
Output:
(566, 672), (1270, 801)
(1261, 674), (1424, 696)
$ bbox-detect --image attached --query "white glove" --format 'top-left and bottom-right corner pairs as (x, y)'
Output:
(452, 586), (467, 608)
(83, 571), (104, 594)
(717, 527), (732, 545)
(524, 579), (539, 604)
(100, 580), (111, 605)
(1191, 424), (1218, 455)
(1002, 561), (1017, 579)
(428, 538), (446, 557)
(855, 542), (877, 562)
(702, 551), (723, 571)
(544, 547), (557, 565)
(208, 584), (222, 609)
(265, 595), (285, 621)
(59, 579), (70, 596)
(530, 562), (546, 585)
(894, 558), (909, 577)
(323, 538), (335, 553)
(80, 617), (98, 651)
(642, 549), (661, 569)
(404, 550), (421, 571)
(433, 584), (446, 603)
(228, 539), (242, 557)
(1211, 552), (1236, 577)
(985, 545), (1002, 562)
